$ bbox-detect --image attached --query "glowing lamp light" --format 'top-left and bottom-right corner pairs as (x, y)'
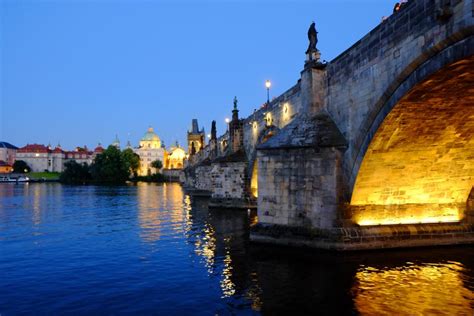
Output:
(207, 134), (211, 138)
(265, 80), (272, 104)
(225, 118), (230, 124)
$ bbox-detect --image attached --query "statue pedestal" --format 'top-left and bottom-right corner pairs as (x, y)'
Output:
(306, 49), (321, 63)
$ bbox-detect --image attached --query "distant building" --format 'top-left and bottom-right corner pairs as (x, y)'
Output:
(134, 127), (165, 176)
(165, 143), (187, 169)
(16, 144), (55, 172)
(93, 143), (105, 157)
(187, 119), (205, 155)
(15, 143), (101, 173)
(0, 141), (18, 166)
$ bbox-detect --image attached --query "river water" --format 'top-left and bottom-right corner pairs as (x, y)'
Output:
(1, 183), (473, 315)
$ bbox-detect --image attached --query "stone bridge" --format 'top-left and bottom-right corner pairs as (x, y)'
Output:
(185, 0), (474, 250)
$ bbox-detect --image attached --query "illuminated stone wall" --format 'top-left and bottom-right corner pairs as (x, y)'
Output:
(350, 57), (474, 225)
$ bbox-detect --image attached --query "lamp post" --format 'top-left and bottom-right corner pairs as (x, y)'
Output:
(265, 80), (271, 104)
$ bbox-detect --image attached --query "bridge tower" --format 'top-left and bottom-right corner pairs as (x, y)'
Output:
(187, 119), (205, 156)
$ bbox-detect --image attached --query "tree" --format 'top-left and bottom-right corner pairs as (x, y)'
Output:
(90, 145), (129, 183)
(13, 160), (30, 173)
(59, 161), (91, 184)
(151, 159), (163, 171)
(122, 148), (140, 178)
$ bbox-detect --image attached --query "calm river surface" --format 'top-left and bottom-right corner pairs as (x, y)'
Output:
(1, 183), (473, 315)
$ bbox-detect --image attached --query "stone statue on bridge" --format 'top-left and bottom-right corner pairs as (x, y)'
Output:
(305, 21), (322, 64)
(233, 96), (238, 110)
(306, 22), (318, 54)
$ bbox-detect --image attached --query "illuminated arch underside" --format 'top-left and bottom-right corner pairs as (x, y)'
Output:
(351, 57), (474, 226)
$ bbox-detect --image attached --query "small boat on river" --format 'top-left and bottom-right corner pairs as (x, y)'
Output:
(0, 176), (30, 183)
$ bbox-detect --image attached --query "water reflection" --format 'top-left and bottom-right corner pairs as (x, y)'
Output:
(354, 261), (474, 315)
(136, 182), (186, 243)
(137, 182), (162, 242)
(0, 183), (64, 227)
(0, 183), (472, 314)
(221, 248), (236, 298)
(186, 198), (262, 310)
(184, 194), (474, 315)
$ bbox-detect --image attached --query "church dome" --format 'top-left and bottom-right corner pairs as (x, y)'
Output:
(141, 127), (161, 142)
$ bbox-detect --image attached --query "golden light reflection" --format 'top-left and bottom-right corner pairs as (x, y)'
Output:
(138, 183), (187, 242)
(244, 273), (263, 312)
(194, 223), (216, 273)
(220, 248), (236, 298)
(183, 194), (192, 233)
(353, 262), (474, 315)
(137, 183), (162, 242)
(164, 184), (187, 232)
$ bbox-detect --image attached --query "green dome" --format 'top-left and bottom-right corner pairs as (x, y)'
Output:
(141, 127), (160, 142)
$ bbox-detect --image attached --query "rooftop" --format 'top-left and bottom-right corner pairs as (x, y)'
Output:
(0, 141), (18, 150)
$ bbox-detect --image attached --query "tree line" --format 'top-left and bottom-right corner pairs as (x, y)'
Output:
(59, 146), (163, 184)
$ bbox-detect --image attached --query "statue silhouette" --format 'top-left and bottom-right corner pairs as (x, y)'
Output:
(306, 22), (318, 54)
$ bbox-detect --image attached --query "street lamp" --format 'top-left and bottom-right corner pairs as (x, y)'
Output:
(265, 80), (271, 104)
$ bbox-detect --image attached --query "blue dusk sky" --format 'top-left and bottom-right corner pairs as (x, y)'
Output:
(1, 0), (396, 151)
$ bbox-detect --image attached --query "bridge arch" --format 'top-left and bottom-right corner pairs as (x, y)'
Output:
(349, 34), (474, 192)
(349, 39), (474, 225)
